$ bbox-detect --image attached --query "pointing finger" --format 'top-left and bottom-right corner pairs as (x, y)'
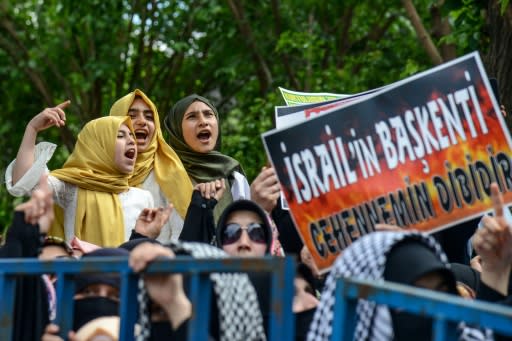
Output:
(56, 100), (71, 109)
(490, 182), (504, 219)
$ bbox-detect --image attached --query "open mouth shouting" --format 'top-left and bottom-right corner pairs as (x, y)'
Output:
(124, 147), (137, 160)
(134, 129), (149, 145)
(197, 129), (212, 144)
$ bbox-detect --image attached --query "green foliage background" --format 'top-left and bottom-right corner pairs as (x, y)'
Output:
(0, 0), (509, 231)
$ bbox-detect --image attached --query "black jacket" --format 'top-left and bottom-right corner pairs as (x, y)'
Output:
(0, 211), (49, 341)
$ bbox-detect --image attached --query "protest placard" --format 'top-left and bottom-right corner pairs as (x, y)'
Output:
(264, 52), (512, 272)
(275, 89), (382, 129)
(278, 87), (348, 106)
(275, 90), (383, 209)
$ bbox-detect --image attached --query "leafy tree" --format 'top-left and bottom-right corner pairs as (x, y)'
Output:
(0, 0), (510, 231)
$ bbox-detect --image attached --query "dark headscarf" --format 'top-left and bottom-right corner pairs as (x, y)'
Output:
(384, 240), (457, 341)
(216, 199), (273, 253)
(73, 248), (127, 331)
(214, 199), (273, 336)
(74, 247), (129, 294)
(118, 237), (161, 252)
(135, 240), (266, 340)
(384, 240), (457, 291)
(307, 232), (491, 341)
(164, 94), (244, 221)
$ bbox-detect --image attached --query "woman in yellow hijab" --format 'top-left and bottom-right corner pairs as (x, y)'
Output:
(8, 103), (153, 247)
(109, 89), (193, 242)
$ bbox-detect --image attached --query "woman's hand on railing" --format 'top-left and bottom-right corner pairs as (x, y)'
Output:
(129, 242), (192, 330)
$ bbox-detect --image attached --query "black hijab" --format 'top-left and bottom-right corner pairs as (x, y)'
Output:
(216, 199), (273, 253)
(384, 240), (457, 341)
(307, 232), (490, 341)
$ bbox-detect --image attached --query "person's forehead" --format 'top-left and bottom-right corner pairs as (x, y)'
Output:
(186, 100), (213, 112)
(84, 283), (119, 292)
(43, 244), (68, 251)
(130, 98), (152, 110)
(226, 209), (262, 223)
(41, 244), (69, 255)
(414, 271), (448, 290)
(118, 124), (131, 132)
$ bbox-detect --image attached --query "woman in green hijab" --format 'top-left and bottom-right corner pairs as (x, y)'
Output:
(164, 94), (250, 222)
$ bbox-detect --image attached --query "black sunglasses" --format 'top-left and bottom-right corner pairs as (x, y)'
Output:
(221, 222), (267, 245)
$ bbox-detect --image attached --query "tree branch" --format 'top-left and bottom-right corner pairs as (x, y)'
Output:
(116, 0), (138, 97)
(430, 1), (456, 60)
(485, 0), (512, 126)
(401, 0), (443, 65)
(271, 0), (300, 89)
(0, 8), (76, 150)
(155, 2), (198, 102)
(227, 0), (273, 94)
(335, 5), (355, 69)
(143, 0), (158, 91)
(129, 0), (148, 89)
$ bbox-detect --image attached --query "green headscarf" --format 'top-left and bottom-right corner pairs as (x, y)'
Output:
(164, 94), (244, 221)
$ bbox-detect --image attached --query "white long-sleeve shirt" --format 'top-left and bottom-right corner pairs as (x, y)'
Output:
(5, 142), (154, 242)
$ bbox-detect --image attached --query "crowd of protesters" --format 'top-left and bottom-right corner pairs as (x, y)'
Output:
(2, 90), (512, 341)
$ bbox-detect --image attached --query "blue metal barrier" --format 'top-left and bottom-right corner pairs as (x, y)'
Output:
(332, 276), (512, 341)
(0, 256), (295, 341)
(3, 256), (512, 341)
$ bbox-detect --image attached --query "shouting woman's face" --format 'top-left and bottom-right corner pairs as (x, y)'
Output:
(181, 101), (218, 153)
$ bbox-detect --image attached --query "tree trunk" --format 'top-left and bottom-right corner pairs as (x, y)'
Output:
(227, 0), (273, 95)
(430, 2), (457, 61)
(271, 0), (300, 89)
(484, 0), (512, 126)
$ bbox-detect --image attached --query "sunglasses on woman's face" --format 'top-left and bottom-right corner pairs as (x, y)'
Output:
(221, 222), (267, 245)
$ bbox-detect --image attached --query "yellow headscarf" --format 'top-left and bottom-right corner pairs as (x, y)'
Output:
(109, 89), (193, 218)
(50, 116), (134, 247)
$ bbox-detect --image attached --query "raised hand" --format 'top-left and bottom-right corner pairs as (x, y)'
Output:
(250, 166), (281, 213)
(194, 178), (226, 200)
(129, 242), (192, 329)
(134, 204), (174, 238)
(28, 100), (70, 133)
(472, 182), (512, 294)
(470, 255), (483, 272)
(12, 100), (71, 185)
(15, 174), (54, 233)
(300, 245), (321, 277)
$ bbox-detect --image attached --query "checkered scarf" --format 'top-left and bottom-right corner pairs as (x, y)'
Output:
(136, 241), (266, 341)
(307, 231), (493, 341)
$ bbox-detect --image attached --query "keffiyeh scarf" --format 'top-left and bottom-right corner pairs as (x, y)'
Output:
(307, 231), (492, 341)
(136, 241), (266, 341)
